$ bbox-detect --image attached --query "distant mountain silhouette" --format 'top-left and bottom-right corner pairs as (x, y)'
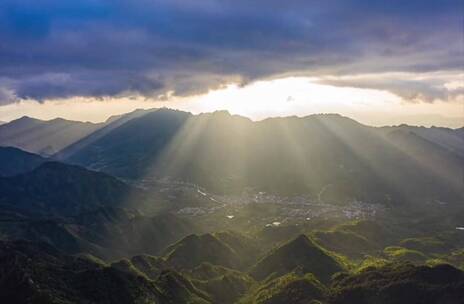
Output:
(55, 109), (157, 160)
(454, 127), (464, 140)
(0, 116), (104, 155)
(0, 146), (47, 176)
(381, 125), (464, 157)
(60, 109), (463, 204)
(62, 108), (191, 176)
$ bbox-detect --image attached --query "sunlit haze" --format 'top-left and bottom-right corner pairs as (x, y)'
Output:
(0, 0), (462, 127)
(1, 76), (462, 127)
(1, 2), (464, 302)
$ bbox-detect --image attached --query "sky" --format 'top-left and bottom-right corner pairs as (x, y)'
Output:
(0, 1), (463, 127)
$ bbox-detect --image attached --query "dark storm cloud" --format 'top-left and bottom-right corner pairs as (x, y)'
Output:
(0, 0), (462, 104)
(319, 73), (464, 103)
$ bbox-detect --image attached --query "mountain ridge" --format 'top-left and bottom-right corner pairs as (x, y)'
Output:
(0, 161), (135, 217)
(56, 109), (463, 204)
(0, 116), (104, 156)
(0, 146), (47, 177)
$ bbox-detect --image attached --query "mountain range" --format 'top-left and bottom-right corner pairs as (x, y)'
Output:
(48, 109), (463, 204)
(1, 234), (463, 304)
(0, 161), (134, 217)
(0, 116), (104, 156)
(0, 146), (47, 177)
(1, 109), (462, 204)
(1, 109), (463, 303)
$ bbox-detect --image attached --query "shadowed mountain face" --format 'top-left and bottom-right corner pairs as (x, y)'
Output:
(250, 234), (344, 283)
(0, 240), (208, 304)
(55, 109), (157, 161)
(330, 263), (464, 304)
(0, 116), (104, 156)
(163, 233), (243, 270)
(62, 109), (191, 177)
(0, 146), (47, 176)
(246, 272), (327, 304)
(382, 125), (464, 157)
(0, 161), (134, 217)
(0, 208), (198, 260)
(60, 109), (463, 204)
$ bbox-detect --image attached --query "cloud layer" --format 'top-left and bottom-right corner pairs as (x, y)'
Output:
(0, 0), (462, 104)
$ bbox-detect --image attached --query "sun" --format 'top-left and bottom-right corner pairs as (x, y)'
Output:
(178, 77), (401, 120)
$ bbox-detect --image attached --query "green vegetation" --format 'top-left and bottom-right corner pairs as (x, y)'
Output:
(399, 237), (446, 254)
(130, 254), (170, 279)
(240, 272), (327, 304)
(111, 258), (150, 279)
(0, 161), (134, 217)
(191, 265), (255, 304)
(250, 234), (345, 283)
(311, 230), (374, 259)
(1, 204), (464, 304)
(383, 246), (428, 264)
(449, 250), (464, 269)
(163, 234), (242, 270)
(333, 220), (393, 246)
(3, 239), (462, 304)
(1, 111), (464, 302)
(432, 249), (464, 270)
(156, 270), (212, 304)
(329, 263), (464, 304)
(355, 256), (390, 273)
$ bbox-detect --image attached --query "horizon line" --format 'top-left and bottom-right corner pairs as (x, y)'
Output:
(2, 107), (463, 130)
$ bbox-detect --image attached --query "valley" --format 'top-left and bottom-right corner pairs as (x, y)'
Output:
(1, 1), (462, 302)
(0, 109), (463, 303)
